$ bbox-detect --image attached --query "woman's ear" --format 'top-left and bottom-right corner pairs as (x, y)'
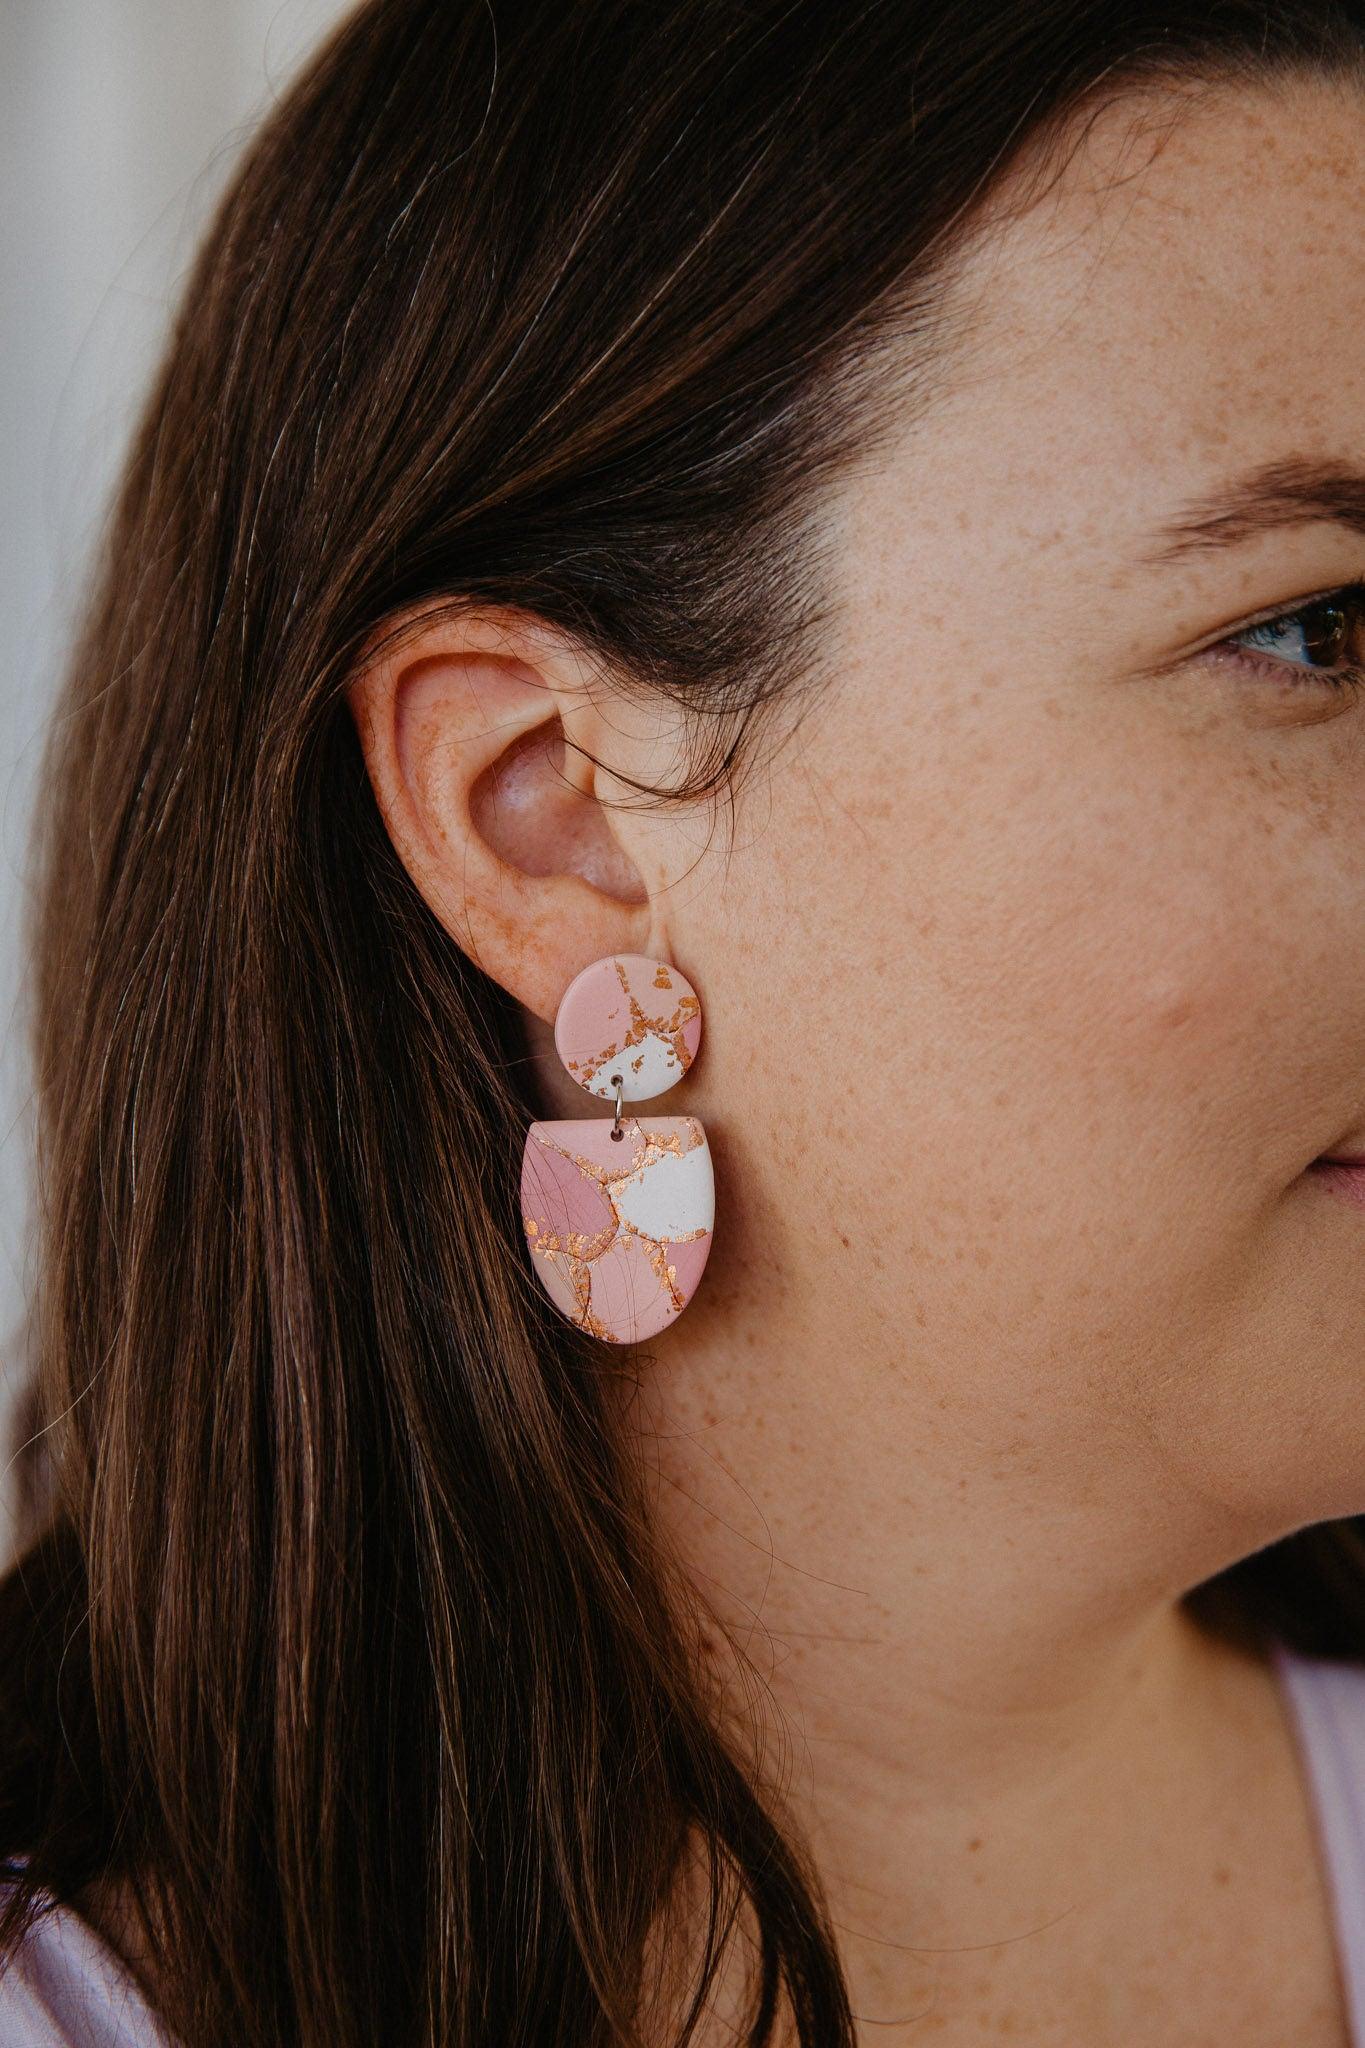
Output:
(344, 605), (663, 1026)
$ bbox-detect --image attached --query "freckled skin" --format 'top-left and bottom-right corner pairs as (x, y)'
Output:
(352, 72), (1365, 2048)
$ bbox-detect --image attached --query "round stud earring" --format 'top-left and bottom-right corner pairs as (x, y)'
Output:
(520, 952), (714, 1343)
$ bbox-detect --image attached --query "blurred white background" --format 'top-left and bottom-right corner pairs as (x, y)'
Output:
(0, 0), (355, 1558)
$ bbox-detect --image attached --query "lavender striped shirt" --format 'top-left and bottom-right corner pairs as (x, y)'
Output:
(0, 1860), (172, 2047)
(1273, 1639), (1365, 2044)
(0, 1641), (1362, 2044)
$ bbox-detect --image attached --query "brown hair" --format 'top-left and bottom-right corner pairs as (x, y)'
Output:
(3, 3), (1364, 2043)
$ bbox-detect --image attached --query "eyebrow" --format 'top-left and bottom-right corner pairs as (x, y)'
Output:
(1139, 457), (1365, 566)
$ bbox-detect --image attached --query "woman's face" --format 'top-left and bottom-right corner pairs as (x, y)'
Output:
(357, 70), (1365, 1592)
(599, 71), (1365, 1554)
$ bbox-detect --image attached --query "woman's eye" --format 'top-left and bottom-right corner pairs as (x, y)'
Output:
(1209, 581), (1365, 700)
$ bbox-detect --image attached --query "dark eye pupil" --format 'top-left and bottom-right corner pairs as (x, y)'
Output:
(1300, 592), (1361, 667)
(1302, 599), (1345, 664)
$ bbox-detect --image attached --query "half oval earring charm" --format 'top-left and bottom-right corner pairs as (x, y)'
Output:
(520, 953), (714, 1343)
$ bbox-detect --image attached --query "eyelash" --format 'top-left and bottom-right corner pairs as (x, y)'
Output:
(1204, 577), (1365, 702)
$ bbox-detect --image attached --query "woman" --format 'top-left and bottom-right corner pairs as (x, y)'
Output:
(2, 0), (1365, 2041)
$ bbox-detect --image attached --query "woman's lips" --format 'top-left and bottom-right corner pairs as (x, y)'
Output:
(1308, 1157), (1365, 1206)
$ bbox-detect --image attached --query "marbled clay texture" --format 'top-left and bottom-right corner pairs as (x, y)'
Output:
(521, 1115), (713, 1342)
(553, 954), (702, 1101)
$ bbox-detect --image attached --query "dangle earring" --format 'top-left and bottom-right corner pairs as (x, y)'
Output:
(520, 953), (714, 1343)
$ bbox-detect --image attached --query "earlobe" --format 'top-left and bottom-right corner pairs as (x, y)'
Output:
(343, 609), (657, 1023)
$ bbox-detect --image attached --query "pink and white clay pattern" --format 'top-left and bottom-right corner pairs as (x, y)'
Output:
(522, 954), (713, 1342)
(552, 953), (702, 1101)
